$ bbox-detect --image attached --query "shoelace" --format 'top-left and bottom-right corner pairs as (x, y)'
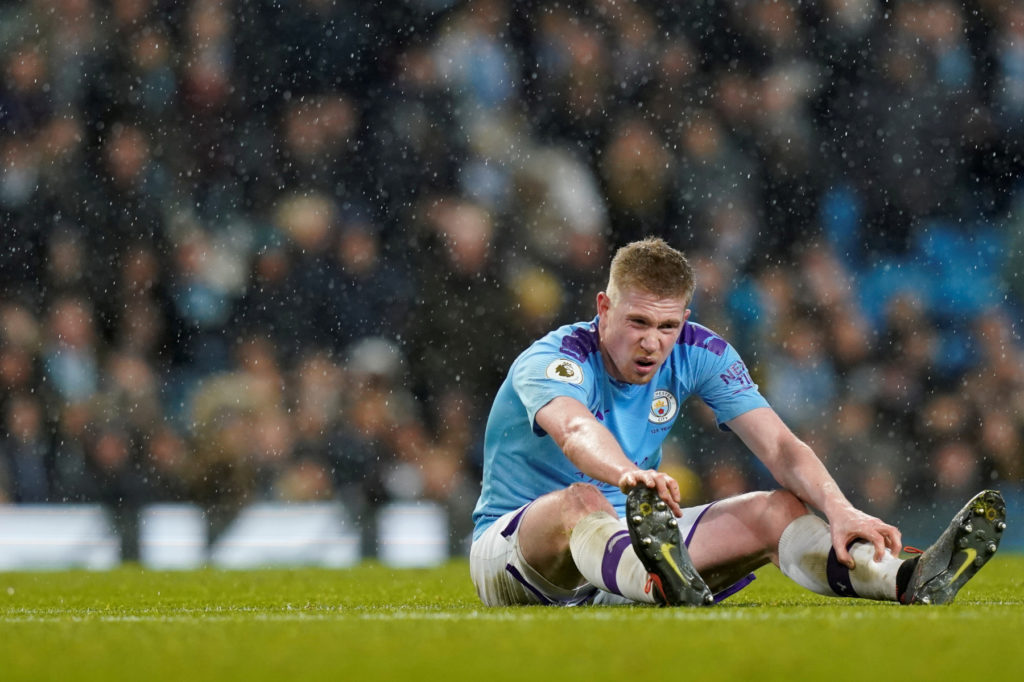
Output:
(644, 573), (667, 603)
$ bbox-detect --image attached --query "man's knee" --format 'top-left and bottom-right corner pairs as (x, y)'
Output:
(563, 483), (616, 523)
(760, 489), (810, 537)
(516, 483), (615, 585)
(767, 489), (809, 519)
(523, 483), (615, 544)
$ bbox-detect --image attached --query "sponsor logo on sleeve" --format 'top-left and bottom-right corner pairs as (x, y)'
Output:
(719, 361), (755, 394)
(545, 358), (584, 385)
(649, 389), (678, 424)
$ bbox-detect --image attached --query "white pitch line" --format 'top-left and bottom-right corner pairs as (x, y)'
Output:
(0, 605), (1014, 624)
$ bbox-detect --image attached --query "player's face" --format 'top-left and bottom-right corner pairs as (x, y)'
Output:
(596, 287), (690, 384)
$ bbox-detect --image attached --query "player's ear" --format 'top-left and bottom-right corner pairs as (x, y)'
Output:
(683, 308), (691, 322)
(596, 291), (610, 316)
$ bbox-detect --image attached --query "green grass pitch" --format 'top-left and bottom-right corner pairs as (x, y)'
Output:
(2, 558), (1023, 682)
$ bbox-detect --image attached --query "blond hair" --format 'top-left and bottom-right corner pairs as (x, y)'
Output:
(607, 238), (695, 304)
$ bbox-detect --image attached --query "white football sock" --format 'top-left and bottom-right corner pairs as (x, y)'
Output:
(778, 514), (902, 601)
(778, 514), (833, 595)
(569, 511), (658, 604)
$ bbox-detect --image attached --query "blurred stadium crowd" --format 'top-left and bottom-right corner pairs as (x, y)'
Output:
(1, 0), (1024, 553)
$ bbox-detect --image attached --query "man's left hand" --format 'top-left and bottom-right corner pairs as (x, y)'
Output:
(828, 506), (903, 568)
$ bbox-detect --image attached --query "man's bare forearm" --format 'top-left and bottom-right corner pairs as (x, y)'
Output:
(535, 396), (635, 486)
(768, 438), (855, 518)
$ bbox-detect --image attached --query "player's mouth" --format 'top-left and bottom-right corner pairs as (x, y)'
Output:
(634, 356), (657, 375)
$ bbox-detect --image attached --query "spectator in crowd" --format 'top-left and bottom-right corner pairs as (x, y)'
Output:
(0, 393), (50, 502)
(405, 197), (515, 443)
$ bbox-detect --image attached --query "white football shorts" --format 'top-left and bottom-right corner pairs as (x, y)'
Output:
(470, 500), (750, 606)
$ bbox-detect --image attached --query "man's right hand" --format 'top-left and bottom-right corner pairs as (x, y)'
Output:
(618, 469), (683, 517)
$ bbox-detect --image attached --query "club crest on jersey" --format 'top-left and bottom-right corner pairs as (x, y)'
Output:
(545, 358), (584, 384)
(649, 389), (678, 424)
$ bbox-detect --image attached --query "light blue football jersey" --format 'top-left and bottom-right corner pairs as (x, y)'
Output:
(471, 316), (770, 540)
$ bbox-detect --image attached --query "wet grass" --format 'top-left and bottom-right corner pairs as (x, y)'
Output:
(2, 557), (1023, 681)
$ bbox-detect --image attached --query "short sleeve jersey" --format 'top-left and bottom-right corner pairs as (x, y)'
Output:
(471, 317), (770, 540)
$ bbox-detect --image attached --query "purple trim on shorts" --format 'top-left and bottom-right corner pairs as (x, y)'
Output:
(826, 547), (859, 598)
(713, 574), (756, 603)
(500, 503), (532, 539)
(600, 530), (632, 596)
(683, 501), (717, 547)
(565, 589), (600, 607)
(505, 563), (554, 606)
(682, 500), (756, 603)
